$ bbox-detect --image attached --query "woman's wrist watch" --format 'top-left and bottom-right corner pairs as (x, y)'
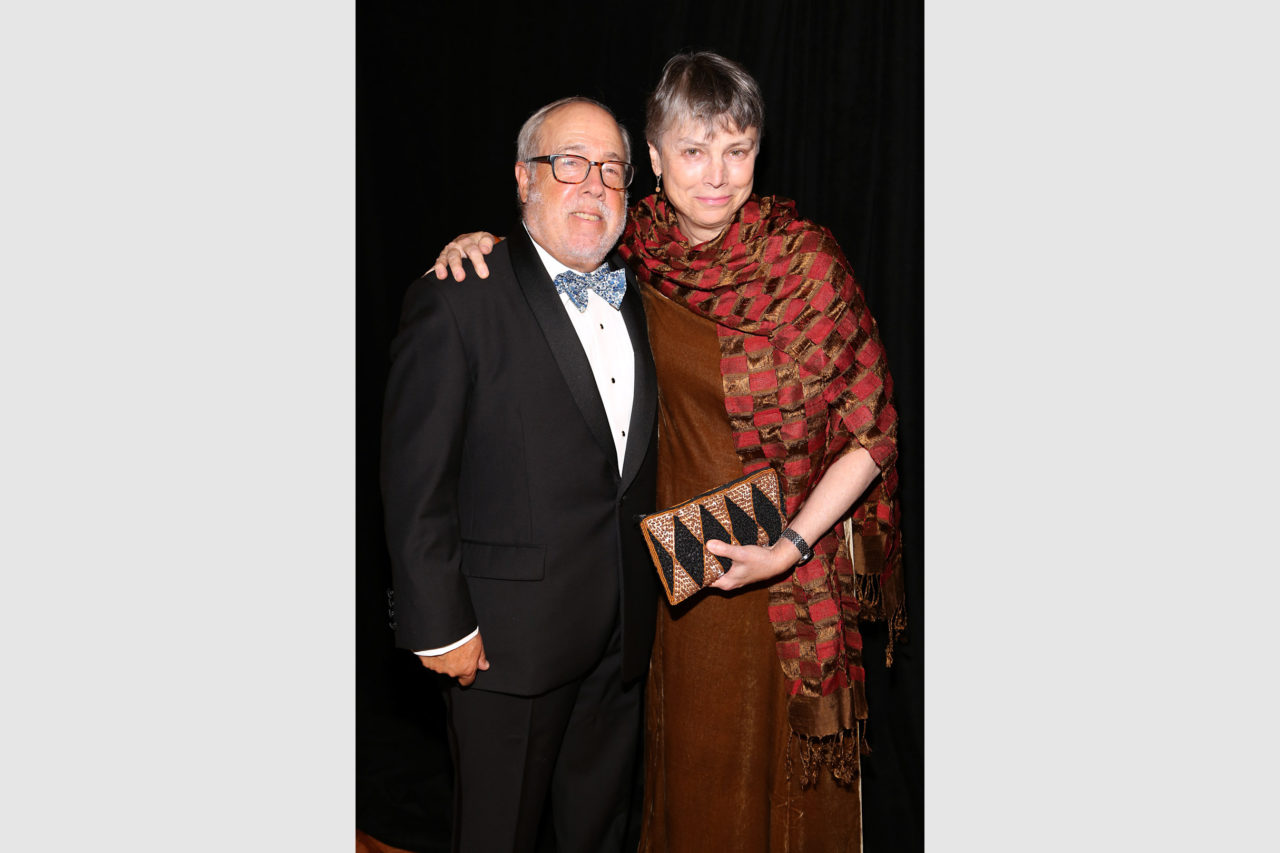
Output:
(780, 527), (814, 566)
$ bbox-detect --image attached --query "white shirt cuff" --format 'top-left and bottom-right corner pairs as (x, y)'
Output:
(415, 627), (479, 656)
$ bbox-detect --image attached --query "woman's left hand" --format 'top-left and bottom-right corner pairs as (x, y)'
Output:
(705, 538), (799, 591)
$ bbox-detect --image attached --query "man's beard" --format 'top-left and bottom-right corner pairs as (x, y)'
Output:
(524, 185), (627, 268)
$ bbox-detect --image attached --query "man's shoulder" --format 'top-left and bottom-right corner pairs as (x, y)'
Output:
(436, 236), (517, 283)
(406, 239), (519, 308)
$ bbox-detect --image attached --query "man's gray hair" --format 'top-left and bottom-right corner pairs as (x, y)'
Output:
(644, 52), (765, 145)
(515, 96), (632, 165)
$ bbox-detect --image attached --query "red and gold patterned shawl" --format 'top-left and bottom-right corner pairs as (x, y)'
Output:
(619, 192), (905, 782)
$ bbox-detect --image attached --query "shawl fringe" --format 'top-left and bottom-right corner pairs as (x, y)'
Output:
(786, 723), (867, 787)
(848, 520), (907, 667)
(856, 568), (907, 667)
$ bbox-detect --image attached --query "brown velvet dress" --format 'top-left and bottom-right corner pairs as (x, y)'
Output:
(637, 286), (862, 852)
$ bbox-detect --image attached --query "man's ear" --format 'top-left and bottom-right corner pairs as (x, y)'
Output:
(515, 161), (531, 204)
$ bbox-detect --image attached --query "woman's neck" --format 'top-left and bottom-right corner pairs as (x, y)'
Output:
(673, 211), (726, 247)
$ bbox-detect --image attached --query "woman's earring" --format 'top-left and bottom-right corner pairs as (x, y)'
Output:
(655, 173), (662, 194)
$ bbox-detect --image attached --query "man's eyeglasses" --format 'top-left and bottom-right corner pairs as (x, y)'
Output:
(528, 154), (635, 190)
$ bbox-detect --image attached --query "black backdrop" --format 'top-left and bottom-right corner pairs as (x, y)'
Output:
(357, 2), (922, 850)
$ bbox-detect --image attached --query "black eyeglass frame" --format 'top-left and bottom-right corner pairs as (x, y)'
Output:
(527, 154), (635, 190)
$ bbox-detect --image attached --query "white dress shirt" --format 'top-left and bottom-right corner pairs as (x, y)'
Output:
(417, 232), (635, 657)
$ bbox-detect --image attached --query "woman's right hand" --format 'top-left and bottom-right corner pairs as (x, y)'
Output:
(430, 231), (499, 281)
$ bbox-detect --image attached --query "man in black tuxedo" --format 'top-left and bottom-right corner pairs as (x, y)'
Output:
(380, 97), (658, 852)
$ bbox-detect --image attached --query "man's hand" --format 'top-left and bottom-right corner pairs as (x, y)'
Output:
(418, 633), (490, 686)
(429, 232), (499, 281)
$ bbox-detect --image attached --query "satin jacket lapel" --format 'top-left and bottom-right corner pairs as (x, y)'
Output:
(615, 258), (657, 496)
(509, 227), (618, 469)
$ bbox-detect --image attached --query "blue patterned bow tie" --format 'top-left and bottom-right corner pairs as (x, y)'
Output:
(553, 266), (627, 312)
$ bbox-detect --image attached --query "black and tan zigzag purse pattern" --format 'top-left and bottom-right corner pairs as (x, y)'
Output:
(639, 467), (786, 606)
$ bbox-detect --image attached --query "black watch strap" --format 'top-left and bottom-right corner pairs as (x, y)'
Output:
(780, 527), (814, 566)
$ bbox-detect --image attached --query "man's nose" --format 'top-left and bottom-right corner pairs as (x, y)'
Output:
(580, 163), (608, 194)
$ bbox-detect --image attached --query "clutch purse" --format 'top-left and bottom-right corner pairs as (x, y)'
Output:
(639, 467), (786, 606)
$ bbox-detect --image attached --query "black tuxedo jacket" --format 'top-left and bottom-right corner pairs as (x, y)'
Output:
(381, 226), (659, 696)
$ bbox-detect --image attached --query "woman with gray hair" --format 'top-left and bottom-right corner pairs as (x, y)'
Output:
(434, 51), (903, 851)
